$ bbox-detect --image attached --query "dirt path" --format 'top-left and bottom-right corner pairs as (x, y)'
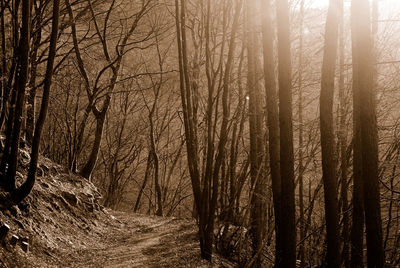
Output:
(63, 211), (220, 268)
(0, 159), (232, 268)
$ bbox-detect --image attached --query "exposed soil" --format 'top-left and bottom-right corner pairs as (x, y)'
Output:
(0, 152), (233, 268)
(63, 212), (212, 268)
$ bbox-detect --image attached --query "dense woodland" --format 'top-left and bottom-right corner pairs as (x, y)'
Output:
(0, 0), (399, 266)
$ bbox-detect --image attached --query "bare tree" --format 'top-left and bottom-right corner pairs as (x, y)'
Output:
(14, 0), (61, 202)
(0, 0), (60, 204)
(65, 0), (154, 179)
(175, 0), (242, 260)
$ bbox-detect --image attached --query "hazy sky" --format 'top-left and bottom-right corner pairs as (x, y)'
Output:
(310, 0), (400, 18)
(311, 0), (400, 8)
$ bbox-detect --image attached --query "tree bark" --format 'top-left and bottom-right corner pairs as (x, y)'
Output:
(320, 0), (341, 266)
(134, 152), (152, 212)
(26, 2), (43, 145)
(350, 6), (365, 266)
(4, 0), (31, 191)
(297, 1), (305, 266)
(351, 0), (384, 266)
(276, 0), (296, 266)
(338, 1), (350, 266)
(261, 0), (283, 266)
(13, 0), (60, 203)
(79, 97), (110, 180)
(246, 0), (266, 265)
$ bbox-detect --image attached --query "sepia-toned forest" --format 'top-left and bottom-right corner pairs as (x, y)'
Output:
(0, 0), (399, 266)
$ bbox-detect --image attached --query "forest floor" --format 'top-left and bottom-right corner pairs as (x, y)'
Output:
(0, 150), (233, 268)
(60, 211), (231, 268)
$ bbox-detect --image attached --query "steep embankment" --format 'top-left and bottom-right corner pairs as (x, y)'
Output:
(0, 151), (232, 268)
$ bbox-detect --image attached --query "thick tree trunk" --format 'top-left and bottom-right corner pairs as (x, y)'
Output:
(276, 0), (296, 266)
(320, 0), (341, 267)
(351, 0), (384, 267)
(4, 0), (31, 191)
(350, 19), (365, 268)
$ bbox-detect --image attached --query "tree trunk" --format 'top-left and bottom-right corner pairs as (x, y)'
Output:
(134, 152), (152, 212)
(0, 71), (17, 176)
(4, 0), (31, 191)
(174, 0), (240, 261)
(151, 127), (163, 216)
(261, 0), (282, 266)
(276, 0), (296, 266)
(351, 0), (384, 266)
(320, 0), (341, 266)
(0, 60), (16, 133)
(350, 7), (365, 266)
(26, 3), (43, 145)
(246, 0), (266, 265)
(70, 103), (92, 172)
(297, 0), (305, 266)
(338, 2), (350, 266)
(79, 97), (110, 180)
(14, 0), (60, 204)
(0, 0), (5, 128)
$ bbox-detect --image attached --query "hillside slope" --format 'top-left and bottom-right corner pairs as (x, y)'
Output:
(0, 151), (232, 267)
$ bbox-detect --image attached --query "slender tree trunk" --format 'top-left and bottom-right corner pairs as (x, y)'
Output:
(0, 0), (5, 130)
(4, 0), (31, 191)
(13, 0), (60, 203)
(151, 121), (163, 216)
(175, 0), (241, 261)
(0, 0), (19, 133)
(246, 0), (266, 265)
(134, 152), (152, 212)
(297, 1), (306, 266)
(0, 60), (16, 133)
(26, 5), (43, 145)
(0, 76), (16, 185)
(71, 103), (92, 172)
(383, 150), (398, 251)
(338, 1), (350, 266)
(261, 0), (282, 266)
(79, 97), (110, 180)
(162, 139), (184, 204)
